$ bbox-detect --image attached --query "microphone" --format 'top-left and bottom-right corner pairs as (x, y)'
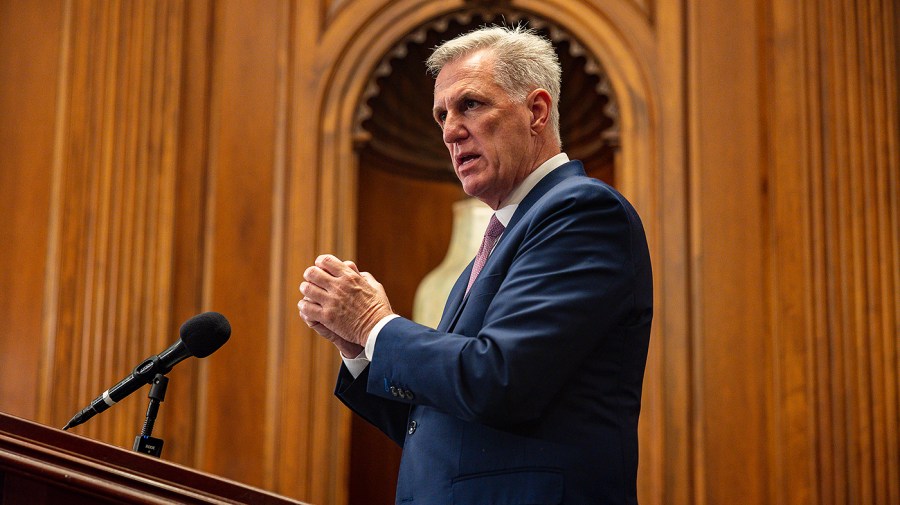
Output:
(62, 311), (231, 431)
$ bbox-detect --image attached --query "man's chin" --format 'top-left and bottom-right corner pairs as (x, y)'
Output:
(463, 190), (500, 209)
(459, 179), (477, 196)
(461, 182), (485, 201)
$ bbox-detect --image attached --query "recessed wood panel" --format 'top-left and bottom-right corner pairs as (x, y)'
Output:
(36, 0), (187, 451)
(198, 0), (280, 488)
(0, 0), (63, 421)
(688, 1), (769, 503)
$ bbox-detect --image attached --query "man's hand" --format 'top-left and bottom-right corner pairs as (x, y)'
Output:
(297, 255), (393, 353)
(304, 319), (364, 359)
(298, 258), (364, 357)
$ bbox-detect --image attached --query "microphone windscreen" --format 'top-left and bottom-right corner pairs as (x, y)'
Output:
(179, 311), (231, 358)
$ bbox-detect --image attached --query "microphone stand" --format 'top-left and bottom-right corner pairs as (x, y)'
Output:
(132, 374), (168, 458)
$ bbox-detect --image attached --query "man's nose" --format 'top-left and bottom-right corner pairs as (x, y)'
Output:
(442, 112), (468, 144)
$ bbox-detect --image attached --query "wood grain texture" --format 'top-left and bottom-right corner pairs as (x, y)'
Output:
(198, 0), (279, 488)
(0, 1), (896, 504)
(0, 0), (62, 421)
(803, 1), (898, 503)
(688, 1), (769, 503)
(36, 0), (186, 450)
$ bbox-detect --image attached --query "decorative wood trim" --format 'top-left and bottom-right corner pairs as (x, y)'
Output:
(627, 0), (655, 24)
(39, 0), (75, 427)
(262, 0), (293, 492)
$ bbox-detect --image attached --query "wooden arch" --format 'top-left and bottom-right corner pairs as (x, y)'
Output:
(301, 1), (685, 503)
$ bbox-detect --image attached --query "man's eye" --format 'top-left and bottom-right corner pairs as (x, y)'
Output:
(465, 100), (479, 110)
(437, 112), (447, 123)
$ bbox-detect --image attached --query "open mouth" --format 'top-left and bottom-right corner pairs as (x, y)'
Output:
(457, 154), (480, 168)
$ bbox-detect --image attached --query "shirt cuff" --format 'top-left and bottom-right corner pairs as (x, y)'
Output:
(341, 350), (370, 379)
(366, 314), (400, 361)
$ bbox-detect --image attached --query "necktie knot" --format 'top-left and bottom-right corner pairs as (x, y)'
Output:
(466, 215), (505, 294)
(484, 215), (504, 239)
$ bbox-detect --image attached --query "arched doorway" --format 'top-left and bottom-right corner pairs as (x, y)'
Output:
(308, 0), (673, 502)
(350, 8), (622, 504)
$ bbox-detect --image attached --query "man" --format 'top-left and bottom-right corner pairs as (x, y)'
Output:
(298, 26), (652, 504)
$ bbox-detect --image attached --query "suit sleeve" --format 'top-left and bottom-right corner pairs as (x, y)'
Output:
(334, 363), (411, 446)
(365, 181), (651, 427)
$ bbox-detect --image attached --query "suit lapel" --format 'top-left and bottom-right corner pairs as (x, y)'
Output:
(436, 161), (587, 333)
(437, 264), (472, 332)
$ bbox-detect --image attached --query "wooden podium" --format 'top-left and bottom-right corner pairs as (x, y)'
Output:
(0, 412), (308, 504)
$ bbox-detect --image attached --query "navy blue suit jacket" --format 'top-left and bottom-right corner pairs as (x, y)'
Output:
(336, 161), (652, 504)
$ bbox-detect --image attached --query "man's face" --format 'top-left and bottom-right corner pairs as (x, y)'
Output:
(432, 51), (535, 209)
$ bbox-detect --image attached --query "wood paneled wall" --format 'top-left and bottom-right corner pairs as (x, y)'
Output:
(763, 1), (899, 503)
(0, 1), (896, 505)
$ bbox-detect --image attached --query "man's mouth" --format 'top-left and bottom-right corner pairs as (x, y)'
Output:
(456, 154), (480, 168)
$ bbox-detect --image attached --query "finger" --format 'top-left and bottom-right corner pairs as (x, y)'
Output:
(304, 265), (325, 282)
(308, 321), (336, 339)
(343, 260), (360, 273)
(297, 298), (314, 324)
(297, 298), (325, 324)
(298, 306), (316, 327)
(307, 319), (344, 347)
(303, 266), (334, 290)
(299, 281), (328, 303)
(316, 254), (355, 277)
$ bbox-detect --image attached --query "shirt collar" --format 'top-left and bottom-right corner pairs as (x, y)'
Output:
(494, 152), (569, 226)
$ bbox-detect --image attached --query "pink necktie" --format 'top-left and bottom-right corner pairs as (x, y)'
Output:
(466, 214), (505, 294)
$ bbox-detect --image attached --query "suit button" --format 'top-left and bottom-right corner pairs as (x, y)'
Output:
(390, 386), (399, 397)
(407, 420), (417, 435)
(405, 390), (415, 400)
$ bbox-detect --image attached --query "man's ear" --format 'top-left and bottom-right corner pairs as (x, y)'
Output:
(526, 88), (552, 134)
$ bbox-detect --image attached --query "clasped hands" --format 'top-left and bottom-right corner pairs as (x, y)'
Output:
(297, 254), (393, 358)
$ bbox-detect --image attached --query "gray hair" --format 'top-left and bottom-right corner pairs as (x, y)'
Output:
(426, 25), (562, 145)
